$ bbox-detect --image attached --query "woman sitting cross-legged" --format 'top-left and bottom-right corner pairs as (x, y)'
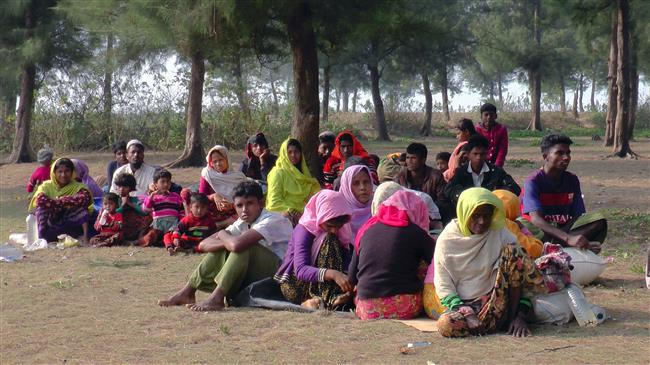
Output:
(274, 190), (354, 310)
(181, 145), (249, 229)
(266, 138), (321, 226)
(435, 187), (547, 338)
(29, 158), (94, 243)
(350, 190), (435, 320)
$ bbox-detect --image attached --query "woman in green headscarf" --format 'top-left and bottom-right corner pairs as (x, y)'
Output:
(434, 188), (546, 338)
(266, 138), (321, 226)
(29, 158), (94, 243)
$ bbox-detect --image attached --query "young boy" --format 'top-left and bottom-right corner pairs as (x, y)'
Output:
(158, 181), (293, 311)
(114, 173), (149, 242)
(164, 193), (217, 255)
(90, 193), (123, 247)
(27, 146), (54, 193)
(105, 141), (127, 190)
(139, 169), (184, 247)
(435, 152), (451, 174)
(521, 134), (607, 254)
(476, 103), (508, 167)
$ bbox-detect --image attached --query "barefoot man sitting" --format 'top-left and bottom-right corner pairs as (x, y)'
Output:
(158, 181), (294, 311)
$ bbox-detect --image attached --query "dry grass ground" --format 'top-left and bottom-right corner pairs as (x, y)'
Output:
(1, 137), (649, 364)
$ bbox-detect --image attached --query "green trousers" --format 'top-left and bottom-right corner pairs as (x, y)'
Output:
(189, 244), (280, 297)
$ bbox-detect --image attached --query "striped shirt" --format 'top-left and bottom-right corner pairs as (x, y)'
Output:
(143, 192), (184, 219)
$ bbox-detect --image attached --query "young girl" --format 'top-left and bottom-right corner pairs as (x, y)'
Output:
(339, 165), (373, 239)
(164, 193), (217, 255)
(274, 190), (354, 310)
(139, 169), (184, 247)
(90, 193), (123, 247)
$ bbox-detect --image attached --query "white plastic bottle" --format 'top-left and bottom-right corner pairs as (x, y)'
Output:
(26, 214), (38, 245)
(566, 283), (598, 326)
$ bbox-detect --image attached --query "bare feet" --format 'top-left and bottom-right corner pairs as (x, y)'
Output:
(301, 297), (322, 310)
(158, 284), (196, 307)
(186, 288), (226, 312)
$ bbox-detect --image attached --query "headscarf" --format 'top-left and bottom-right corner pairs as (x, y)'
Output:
(434, 187), (515, 300)
(355, 190), (429, 253)
(331, 131), (370, 161)
(201, 145), (248, 201)
(339, 165), (373, 237)
(244, 132), (268, 159)
(37, 146), (54, 163)
(71, 159), (103, 198)
(29, 158), (93, 212)
(266, 138), (320, 213)
(377, 153), (403, 182)
(298, 190), (352, 263)
(456, 187), (505, 236)
(371, 181), (402, 216)
(492, 189), (519, 221)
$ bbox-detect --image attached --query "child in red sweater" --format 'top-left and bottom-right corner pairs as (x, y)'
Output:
(27, 147), (54, 193)
(164, 193), (216, 255)
(90, 193), (123, 247)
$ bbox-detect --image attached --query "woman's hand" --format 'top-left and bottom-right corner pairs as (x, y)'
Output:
(508, 314), (532, 337)
(325, 269), (353, 293)
(458, 306), (481, 330)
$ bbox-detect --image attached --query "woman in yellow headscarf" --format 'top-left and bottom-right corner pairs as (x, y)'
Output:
(266, 138), (321, 226)
(434, 188), (546, 338)
(29, 158), (94, 243)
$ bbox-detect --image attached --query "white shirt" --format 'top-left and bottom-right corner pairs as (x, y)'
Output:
(225, 209), (293, 259)
(467, 162), (490, 187)
(406, 188), (441, 220)
(110, 163), (157, 196)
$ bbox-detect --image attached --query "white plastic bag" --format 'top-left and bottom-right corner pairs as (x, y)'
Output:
(563, 247), (607, 285)
(0, 244), (23, 262)
(532, 289), (573, 325)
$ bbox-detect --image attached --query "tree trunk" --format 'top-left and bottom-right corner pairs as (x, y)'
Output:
(335, 88), (340, 112)
(322, 62), (330, 123)
(628, 32), (638, 141)
(578, 74), (584, 113)
(497, 72), (504, 106)
(6, 6), (36, 164)
(560, 72), (566, 115)
(270, 79), (279, 116)
(103, 33), (114, 144)
(605, 9), (618, 147)
(489, 81), (495, 101)
(590, 61), (596, 110)
(440, 62), (450, 123)
(286, 2), (321, 178)
(527, 0), (542, 131)
(572, 79), (579, 119)
(612, 0), (634, 158)
(352, 88), (357, 112)
(342, 88), (349, 112)
(368, 64), (390, 141)
(233, 51), (251, 122)
(167, 51), (205, 168)
(419, 72), (432, 136)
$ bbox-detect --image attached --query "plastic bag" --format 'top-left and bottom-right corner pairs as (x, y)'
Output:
(0, 244), (23, 262)
(563, 247), (607, 285)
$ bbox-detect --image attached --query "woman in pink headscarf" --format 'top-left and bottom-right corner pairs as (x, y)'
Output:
(349, 190), (435, 320)
(274, 190), (354, 310)
(339, 165), (373, 239)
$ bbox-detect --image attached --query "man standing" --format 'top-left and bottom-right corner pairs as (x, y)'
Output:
(521, 134), (607, 254)
(395, 142), (449, 223)
(110, 139), (157, 196)
(476, 103), (508, 167)
(444, 135), (520, 206)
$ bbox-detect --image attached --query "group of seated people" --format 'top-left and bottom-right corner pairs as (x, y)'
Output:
(26, 103), (608, 338)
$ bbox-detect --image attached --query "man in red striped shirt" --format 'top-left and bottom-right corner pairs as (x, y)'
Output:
(521, 134), (607, 254)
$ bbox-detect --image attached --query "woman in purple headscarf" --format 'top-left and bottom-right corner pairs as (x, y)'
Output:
(72, 159), (103, 198)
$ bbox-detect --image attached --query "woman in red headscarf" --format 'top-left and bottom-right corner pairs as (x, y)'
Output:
(322, 131), (377, 189)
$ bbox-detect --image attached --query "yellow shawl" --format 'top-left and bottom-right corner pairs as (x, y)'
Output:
(29, 158), (93, 213)
(266, 138), (320, 213)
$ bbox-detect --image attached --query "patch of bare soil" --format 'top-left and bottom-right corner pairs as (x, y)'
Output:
(1, 138), (649, 364)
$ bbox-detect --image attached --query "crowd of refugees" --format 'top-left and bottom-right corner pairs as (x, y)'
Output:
(26, 103), (608, 338)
